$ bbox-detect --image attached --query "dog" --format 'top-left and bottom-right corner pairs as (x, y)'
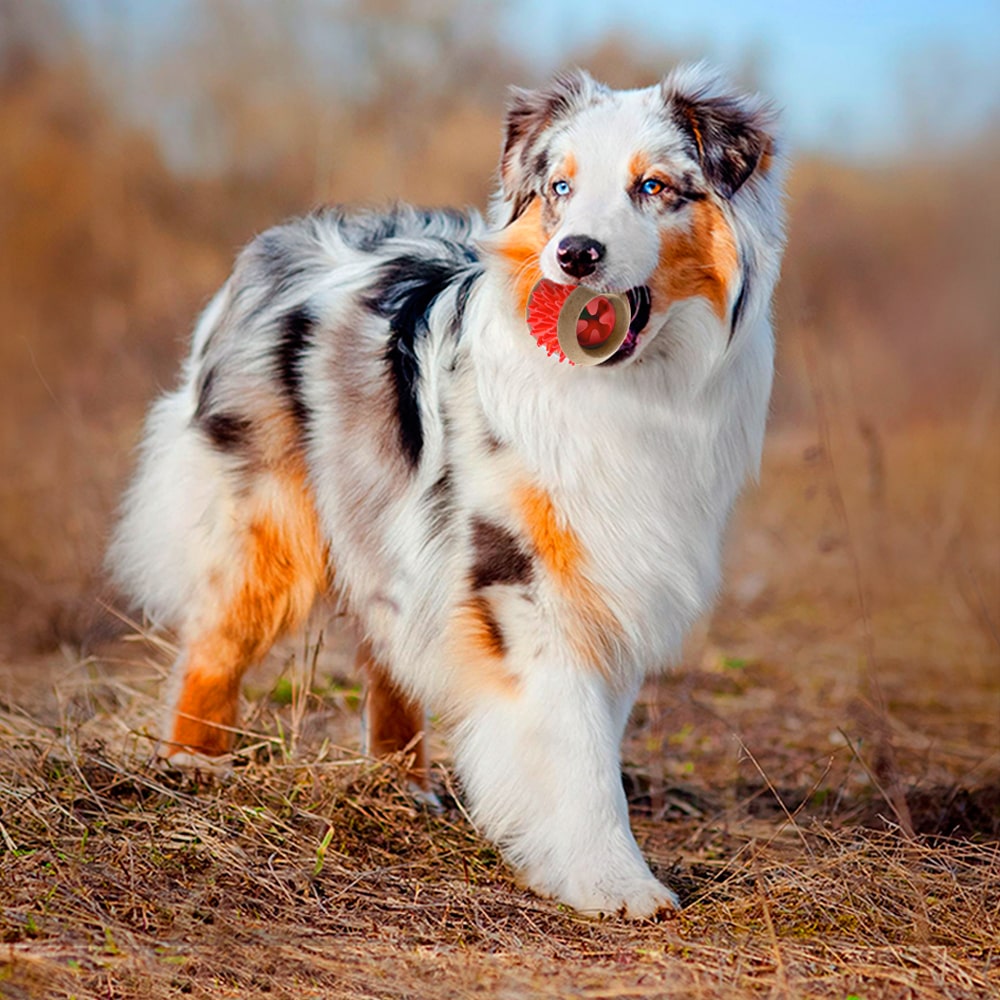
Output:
(108, 65), (784, 919)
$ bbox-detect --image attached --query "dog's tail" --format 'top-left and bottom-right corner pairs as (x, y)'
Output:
(106, 291), (242, 629)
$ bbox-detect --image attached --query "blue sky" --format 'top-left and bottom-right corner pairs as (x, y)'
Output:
(503, 0), (1000, 155)
(70, 0), (1000, 158)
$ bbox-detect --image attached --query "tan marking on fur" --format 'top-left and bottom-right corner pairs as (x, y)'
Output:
(516, 485), (621, 673)
(170, 650), (243, 756)
(494, 199), (547, 318)
(651, 198), (738, 320)
(560, 152), (577, 181)
(467, 595), (507, 658)
(358, 641), (429, 789)
(233, 394), (307, 471)
(628, 152), (652, 183)
(167, 465), (328, 757)
(681, 105), (705, 162)
(517, 485), (582, 583)
(758, 139), (774, 176)
(450, 597), (520, 699)
(223, 504), (325, 656)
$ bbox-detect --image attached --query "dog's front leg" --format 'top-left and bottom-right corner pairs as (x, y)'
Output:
(452, 664), (678, 919)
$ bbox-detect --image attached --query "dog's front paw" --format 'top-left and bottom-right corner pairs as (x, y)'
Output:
(562, 875), (680, 921)
(616, 877), (680, 921)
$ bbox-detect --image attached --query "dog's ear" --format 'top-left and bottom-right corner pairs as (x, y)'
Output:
(662, 67), (777, 200)
(499, 69), (599, 224)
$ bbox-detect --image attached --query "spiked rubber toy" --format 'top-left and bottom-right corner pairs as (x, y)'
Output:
(526, 279), (632, 366)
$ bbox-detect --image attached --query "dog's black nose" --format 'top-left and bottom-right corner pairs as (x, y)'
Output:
(556, 236), (605, 279)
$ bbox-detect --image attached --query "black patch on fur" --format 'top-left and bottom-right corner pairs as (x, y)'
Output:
(450, 270), (480, 340)
(364, 255), (470, 466)
(194, 364), (218, 415)
(532, 150), (550, 182)
(470, 518), (534, 591)
(667, 187), (708, 212)
(504, 72), (591, 167)
(669, 93), (770, 200)
(501, 71), (599, 224)
(274, 307), (313, 430)
(193, 367), (253, 452)
(425, 467), (454, 535)
(508, 190), (536, 225)
(202, 411), (253, 451)
(730, 253), (752, 340)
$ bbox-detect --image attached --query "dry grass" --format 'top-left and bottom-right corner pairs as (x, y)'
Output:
(2, 425), (998, 1000)
(1, 667), (997, 1000)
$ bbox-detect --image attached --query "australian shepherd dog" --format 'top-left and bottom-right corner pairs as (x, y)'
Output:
(108, 66), (785, 919)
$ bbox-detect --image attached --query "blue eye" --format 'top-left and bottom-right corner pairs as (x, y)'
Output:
(640, 178), (665, 197)
(552, 179), (571, 197)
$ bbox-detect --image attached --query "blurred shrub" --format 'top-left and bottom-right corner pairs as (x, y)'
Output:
(0, 1), (996, 652)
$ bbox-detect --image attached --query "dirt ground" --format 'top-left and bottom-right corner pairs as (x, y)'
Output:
(1, 422), (997, 1000)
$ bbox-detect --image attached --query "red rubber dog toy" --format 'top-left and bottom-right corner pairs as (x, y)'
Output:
(526, 279), (632, 365)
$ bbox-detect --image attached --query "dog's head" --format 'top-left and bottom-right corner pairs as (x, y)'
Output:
(488, 66), (781, 364)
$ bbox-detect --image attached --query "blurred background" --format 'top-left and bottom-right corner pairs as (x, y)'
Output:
(0, 0), (997, 676)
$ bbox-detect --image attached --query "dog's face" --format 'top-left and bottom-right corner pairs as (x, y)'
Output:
(491, 67), (777, 363)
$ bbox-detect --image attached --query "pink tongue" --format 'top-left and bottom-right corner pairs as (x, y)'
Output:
(576, 296), (615, 347)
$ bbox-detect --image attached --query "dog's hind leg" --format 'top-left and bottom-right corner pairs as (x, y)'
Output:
(108, 281), (331, 762)
(165, 466), (328, 760)
(357, 640), (431, 792)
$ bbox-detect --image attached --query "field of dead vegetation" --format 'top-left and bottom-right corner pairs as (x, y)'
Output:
(2, 421), (997, 1000)
(1, 4), (998, 998)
